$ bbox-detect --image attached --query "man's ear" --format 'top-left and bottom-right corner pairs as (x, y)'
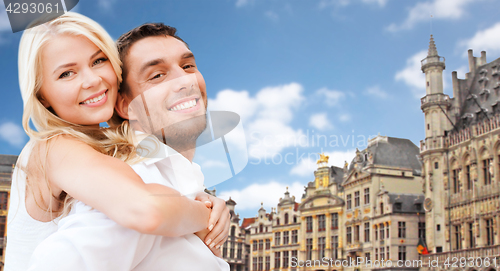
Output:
(115, 92), (138, 121)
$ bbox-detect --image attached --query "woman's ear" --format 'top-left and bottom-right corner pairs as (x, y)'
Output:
(115, 92), (137, 121)
(38, 95), (51, 108)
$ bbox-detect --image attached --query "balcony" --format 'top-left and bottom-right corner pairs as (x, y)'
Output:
(420, 136), (446, 153)
(421, 56), (446, 71)
(421, 93), (451, 110)
(447, 182), (500, 208)
(420, 245), (500, 268)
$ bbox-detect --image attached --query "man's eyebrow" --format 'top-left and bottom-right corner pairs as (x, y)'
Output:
(182, 52), (195, 59)
(53, 49), (102, 75)
(139, 58), (166, 75)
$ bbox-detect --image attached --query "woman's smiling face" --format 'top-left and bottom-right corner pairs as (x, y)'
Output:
(38, 34), (118, 126)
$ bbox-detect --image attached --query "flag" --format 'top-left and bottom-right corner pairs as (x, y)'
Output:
(417, 236), (429, 255)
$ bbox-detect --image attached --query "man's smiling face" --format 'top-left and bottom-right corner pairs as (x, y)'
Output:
(121, 36), (208, 140)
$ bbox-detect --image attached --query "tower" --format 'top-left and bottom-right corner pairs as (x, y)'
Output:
(420, 35), (450, 253)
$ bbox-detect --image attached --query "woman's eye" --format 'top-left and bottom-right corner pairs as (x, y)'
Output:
(59, 71), (74, 79)
(93, 57), (108, 66)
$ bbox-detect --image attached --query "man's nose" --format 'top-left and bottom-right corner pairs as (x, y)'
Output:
(81, 68), (102, 90)
(170, 68), (195, 93)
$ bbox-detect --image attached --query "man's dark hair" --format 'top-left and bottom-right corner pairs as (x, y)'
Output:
(116, 22), (189, 93)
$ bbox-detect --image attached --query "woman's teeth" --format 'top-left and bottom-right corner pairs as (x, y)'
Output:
(170, 99), (196, 111)
(82, 92), (106, 105)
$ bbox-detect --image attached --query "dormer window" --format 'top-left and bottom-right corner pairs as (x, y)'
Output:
(394, 203), (402, 211)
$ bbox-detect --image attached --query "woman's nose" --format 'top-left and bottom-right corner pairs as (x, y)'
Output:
(81, 69), (102, 90)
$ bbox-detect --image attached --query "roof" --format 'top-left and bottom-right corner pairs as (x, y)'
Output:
(348, 136), (421, 175)
(240, 217), (255, 229)
(329, 166), (344, 184)
(0, 154), (18, 174)
(388, 193), (425, 213)
(452, 57), (500, 128)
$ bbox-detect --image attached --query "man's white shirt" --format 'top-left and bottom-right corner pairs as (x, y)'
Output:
(27, 134), (230, 271)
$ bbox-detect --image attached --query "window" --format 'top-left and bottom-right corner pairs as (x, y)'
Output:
(380, 202), (384, 214)
(435, 162), (439, 169)
(265, 239), (270, 250)
(253, 257), (257, 271)
(331, 235), (338, 259)
(259, 224), (263, 233)
(452, 168), (460, 193)
(0, 192), (7, 210)
(415, 203), (422, 211)
(318, 237), (326, 258)
(486, 218), (495, 246)
(318, 214), (326, 231)
(276, 218), (280, 225)
(395, 202), (402, 211)
(331, 213), (338, 229)
(380, 247), (385, 260)
(375, 248), (378, 261)
(265, 256), (270, 271)
(306, 238), (313, 260)
(292, 250), (298, 261)
(453, 225), (462, 250)
(386, 224), (390, 239)
(231, 225), (236, 237)
(275, 232), (281, 246)
(274, 252), (280, 268)
(398, 222), (406, 238)
(292, 230), (298, 244)
(293, 215), (297, 223)
(364, 188), (370, 204)
(468, 222), (475, 248)
(230, 247), (235, 259)
(364, 222), (370, 242)
(223, 244), (227, 258)
(347, 194), (352, 210)
(283, 251), (289, 268)
(398, 246), (406, 261)
(437, 224), (440, 231)
(306, 216), (313, 232)
(354, 225), (360, 242)
(354, 191), (360, 207)
(284, 213), (289, 225)
(365, 252), (370, 262)
(418, 222), (426, 241)
(253, 241), (257, 251)
(347, 226), (352, 244)
(380, 224), (385, 240)
(258, 256), (263, 271)
(386, 246), (390, 260)
(283, 231), (289, 245)
(483, 158), (493, 185)
(237, 243), (242, 259)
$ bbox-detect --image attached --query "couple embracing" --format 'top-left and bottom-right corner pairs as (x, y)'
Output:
(6, 12), (231, 271)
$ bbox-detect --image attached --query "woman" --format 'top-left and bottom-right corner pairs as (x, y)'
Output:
(6, 12), (228, 270)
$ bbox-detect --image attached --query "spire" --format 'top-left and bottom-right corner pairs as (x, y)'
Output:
(428, 35), (438, 57)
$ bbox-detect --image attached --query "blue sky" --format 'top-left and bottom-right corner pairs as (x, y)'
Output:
(1, 0), (500, 219)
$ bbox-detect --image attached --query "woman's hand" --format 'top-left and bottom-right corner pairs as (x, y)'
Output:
(195, 192), (230, 252)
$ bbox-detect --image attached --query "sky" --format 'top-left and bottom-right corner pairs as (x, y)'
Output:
(1, 0), (500, 219)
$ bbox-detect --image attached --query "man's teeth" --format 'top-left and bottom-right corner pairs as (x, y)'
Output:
(170, 99), (196, 111)
(82, 92), (106, 105)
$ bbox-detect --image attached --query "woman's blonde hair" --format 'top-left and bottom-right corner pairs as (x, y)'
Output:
(17, 12), (138, 218)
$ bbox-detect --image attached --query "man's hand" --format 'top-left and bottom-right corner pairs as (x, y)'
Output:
(195, 192), (230, 254)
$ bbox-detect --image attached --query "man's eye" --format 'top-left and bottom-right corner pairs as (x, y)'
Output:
(59, 71), (74, 79)
(183, 64), (195, 70)
(93, 57), (108, 66)
(150, 73), (164, 80)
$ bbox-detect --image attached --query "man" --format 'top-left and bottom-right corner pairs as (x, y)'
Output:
(27, 23), (231, 271)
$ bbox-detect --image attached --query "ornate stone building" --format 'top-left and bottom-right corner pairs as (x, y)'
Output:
(0, 154), (17, 271)
(419, 35), (500, 270)
(342, 136), (424, 271)
(223, 197), (249, 271)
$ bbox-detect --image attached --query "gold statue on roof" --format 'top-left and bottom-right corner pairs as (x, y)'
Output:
(317, 153), (329, 165)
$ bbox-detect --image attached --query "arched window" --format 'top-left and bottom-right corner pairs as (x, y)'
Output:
(276, 218), (280, 226)
(231, 226), (236, 237)
(259, 224), (263, 233)
(284, 213), (289, 225)
(293, 215), (297, 224)
(380, 202), (384, 215)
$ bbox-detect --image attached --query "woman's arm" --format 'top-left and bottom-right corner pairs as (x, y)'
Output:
(40, 135), (210, 236)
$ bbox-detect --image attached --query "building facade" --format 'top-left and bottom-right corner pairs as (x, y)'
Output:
(0, 154), (17, 271)
(419, 35), (500, 270)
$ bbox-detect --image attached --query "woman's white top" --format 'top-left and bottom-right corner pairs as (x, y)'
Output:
(5, 140), (61, 271)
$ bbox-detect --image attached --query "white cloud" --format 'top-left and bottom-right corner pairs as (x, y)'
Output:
(316, 88), (346, 106)
(98, 0), (117, 11)
(208, 83), (305, 160)
(386, 0), (478, 32)
(395, 50), (427, 98)
(235, 0), (254, 7)
(0, 122), (27, 147)
(265, 11), (279, 21)
(364, 86), (389, 99)
(339, 113), (351, 122)
(218, 181), (305, 211)
(290, 149), (355, 177)
(361, 0), (388, 7)
(458, 22), (500, 57)
(309, 113), (333, 131)
(319, 0), (387, 9)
